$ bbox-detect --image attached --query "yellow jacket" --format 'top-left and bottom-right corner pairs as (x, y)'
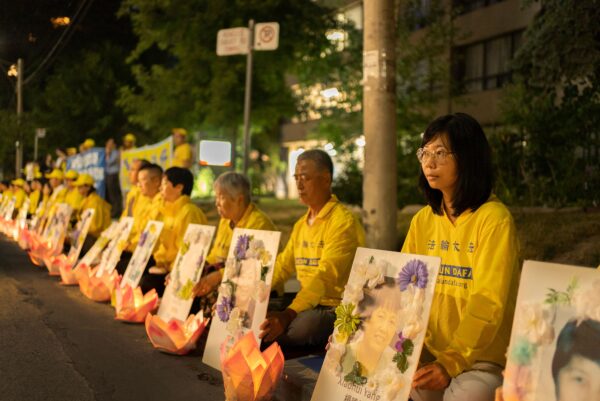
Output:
(153, 195), (207, 271)
(271, 195), (365, 313)
(121, 185), (141, 218)
(401, 196), (520, 377)
(126, 193), (162, 252)
(173, 143), (192, 168)
(50, 185), (68, 204)
(28, 190), (41, 215)
(13, 188), (26, 210)
(65, 188), (84, 213)
(79, 191), (112, 238)
(206, 203), (277, 265)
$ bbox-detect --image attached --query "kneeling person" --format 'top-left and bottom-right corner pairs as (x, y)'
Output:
(74, 174), (112, 254)
(259, 149), (365, 350)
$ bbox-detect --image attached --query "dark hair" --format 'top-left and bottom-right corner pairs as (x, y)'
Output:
(138, 163), (163, 179)
(552, 318), (600, 395)
(418, 113), (493, 216)
(164, 167), (194, 196)
(133, 159), (151, 169)
(298, 149), (334, 177)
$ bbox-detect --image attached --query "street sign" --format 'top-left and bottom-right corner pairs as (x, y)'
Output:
(254, 22), (279, 51)
(36, 128), (46, 138)
(216, 27), (250, 56)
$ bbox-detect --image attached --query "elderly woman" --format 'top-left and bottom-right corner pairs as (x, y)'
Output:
(74, 173), (112, 254)
(192, 172), (276, 314)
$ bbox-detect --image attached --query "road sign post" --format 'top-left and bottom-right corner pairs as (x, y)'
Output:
(216, 21), (279, 175)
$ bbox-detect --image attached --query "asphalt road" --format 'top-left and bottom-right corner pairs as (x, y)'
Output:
(0, 237), (225, 401)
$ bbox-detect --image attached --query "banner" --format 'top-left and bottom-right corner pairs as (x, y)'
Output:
(119, 136), (173, 193)
(67, 148), (106, 198)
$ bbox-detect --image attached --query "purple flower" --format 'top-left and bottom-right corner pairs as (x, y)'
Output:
(234, 235), (251, 260)
(216, 296), (233, 322)
(395, 332), (406, 352)
(397, 259), (428, 291)
(139, 231), (148, 247)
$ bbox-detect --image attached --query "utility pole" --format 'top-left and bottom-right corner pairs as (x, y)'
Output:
(242, 19), (255, 175)
(15, 58), (24, 178)
(362, 0), (397, 250)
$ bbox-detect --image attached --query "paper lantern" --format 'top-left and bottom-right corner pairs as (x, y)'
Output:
(145, 313), (210, 355)
(114, 285), (159, 323)
(58, 260), (83, 286)
(78, 265), (119, 302)
(44, 252), (72, 276)
(28, 237), (52, 267)
(18, 227), (36, 250)
(221, 332), (284, 401)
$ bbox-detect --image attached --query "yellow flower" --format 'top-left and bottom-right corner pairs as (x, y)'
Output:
(334, 303), (361, 337)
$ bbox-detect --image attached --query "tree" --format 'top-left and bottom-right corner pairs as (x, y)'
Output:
(498, 0), (600, 206)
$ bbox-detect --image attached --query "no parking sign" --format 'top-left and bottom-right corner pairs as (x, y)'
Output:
(254, 22), (279, 51)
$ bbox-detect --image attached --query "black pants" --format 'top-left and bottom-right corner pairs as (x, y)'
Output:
(105, 173), (122, 218)
(116, 251), (164, 295)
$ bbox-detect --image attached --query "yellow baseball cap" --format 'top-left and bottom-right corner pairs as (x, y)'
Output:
(83, 138), (95, 148)
(123, 133), (136, 143)
(172, 128), (187, 137)
(45, 169), (64, 180)
(66, 147), (77, 156)
(33, 171), (43, 179)
(65, 170), (79, 180)
(74, 173), (94, 187)
(11, 178), (25, 187)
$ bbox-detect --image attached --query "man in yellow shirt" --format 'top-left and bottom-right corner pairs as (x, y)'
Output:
(11, 178), (27, 210)
(64, 170), (84, 214)
(46, 168), (68, 204)
(259, 149), (365, 350)
(121, 159), (150, 218)
(73, 174), (112, 254)
(139, 167), (207, 295)
(28, 174), (43, 216)
(172, 128), (193, 169)
(192, 171), (276, 315)
(116, 163), (163, 274)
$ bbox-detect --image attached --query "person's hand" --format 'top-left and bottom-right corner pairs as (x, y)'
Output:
(164, 273), (170, 286)
(259, 309), (297, 343)
(193, 270), (222, 297)
(412, 362), (451, 391)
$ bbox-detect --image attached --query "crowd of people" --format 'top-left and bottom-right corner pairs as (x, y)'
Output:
(2, 113), (591, 401)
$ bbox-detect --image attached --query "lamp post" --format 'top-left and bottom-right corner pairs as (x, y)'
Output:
(9, 59), (24, 178)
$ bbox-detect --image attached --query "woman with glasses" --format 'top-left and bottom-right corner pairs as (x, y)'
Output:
(403, 113), (520, 401)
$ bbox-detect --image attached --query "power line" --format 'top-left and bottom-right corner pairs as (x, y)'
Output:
(23, 0), (95, 85)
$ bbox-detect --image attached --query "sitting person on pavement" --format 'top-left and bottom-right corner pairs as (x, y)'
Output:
(64, 170), (84, 216)
(192, 171), (276, 316)
(73, 174), (112, 255)
(121, 159), (151, 218)
(259, 149), (365, 351)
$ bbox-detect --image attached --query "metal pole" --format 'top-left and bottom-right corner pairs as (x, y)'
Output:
(34, 134), (38, 162)
(242, 19), (254, 175)
(362, 0), (397, 250)
(16, 58), (24, 178)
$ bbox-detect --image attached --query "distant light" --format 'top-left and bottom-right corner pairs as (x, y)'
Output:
(320, 87), (340, 99)
(327, 149), (337, 157)
(289, 148), (305, 174)
(326, 30), (345, 41)
(324, 142), (334, 151)
(199, 140), (231, 166)
(7, 64), (17, 77)
(355, 136), (366, 147)
(51, 17), (71, 28)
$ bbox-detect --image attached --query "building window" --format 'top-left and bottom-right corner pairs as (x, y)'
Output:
(453, 0), (505, 15)
(453, 30), (523, 94)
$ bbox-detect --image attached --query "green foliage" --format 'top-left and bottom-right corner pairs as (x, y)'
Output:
(497, 0), (600, 207)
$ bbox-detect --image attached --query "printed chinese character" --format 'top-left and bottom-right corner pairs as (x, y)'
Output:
(453, 241), (460, 251)
(468, 242), (475, 253)
(441, 240), (449, 251)
(427, 239), (436, 250)
(344, 395), (353, 401)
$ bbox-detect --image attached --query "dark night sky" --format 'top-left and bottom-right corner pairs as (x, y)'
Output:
(0, 0), (133, 83)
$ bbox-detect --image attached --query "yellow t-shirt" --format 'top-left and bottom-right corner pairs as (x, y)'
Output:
(126, 193), (162, 252)
(401, 195), (520, 377)
(121, 186), (141, 218)
(153, 195), (208, 271)
(271, 195), (365, 313)
(172, 143), (193, 168)
(206, 203), (277, 266)
(49, 185), (68, 204)
(28, 190), (41, 215)
(79, 192), (112, 238)
(13, 188), (26, 210)
(65, 188), (84, 214)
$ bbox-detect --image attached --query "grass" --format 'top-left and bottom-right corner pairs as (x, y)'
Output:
(198, 198), (600, 268)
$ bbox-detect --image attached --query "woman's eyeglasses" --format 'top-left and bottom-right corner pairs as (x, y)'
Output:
(416, 148), (454, 164)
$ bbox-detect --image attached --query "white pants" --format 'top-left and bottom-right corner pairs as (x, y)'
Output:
(410, 362), (503, 401)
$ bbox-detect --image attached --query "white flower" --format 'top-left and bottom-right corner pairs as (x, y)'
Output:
(517, 302), (555, 345)
(324, 342), (346, 375)
(373, 365), (397, 389)
(350, 262), (369, 287)
(218, 282), (233, 298)
(256, 280), (270, 303)
(402, 316), (423, 339)
(573, 279), (600, 322)
(365, 378), (378, 392)
(226, 307), (244, 334)
(222, 258), (237, 281)
(342, 283), (364, 305)
(245, 238), (264, 259)
(365, 259), (386, 289)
